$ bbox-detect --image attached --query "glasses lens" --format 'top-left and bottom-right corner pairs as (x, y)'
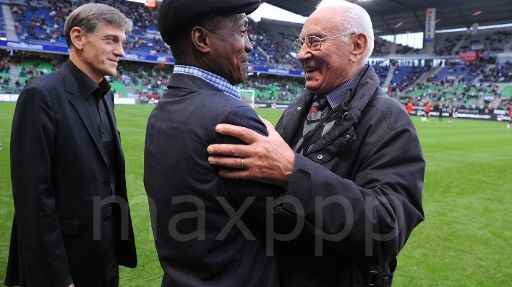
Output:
(308, 36), (323, 51)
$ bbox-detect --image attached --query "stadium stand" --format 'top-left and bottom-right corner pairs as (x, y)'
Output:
(390, 64), (429, 92)
(250, 19), (301, 69)
(241, 75), (304, 104)
(435, 29), (512, 56)
(1, 0), (512, 118)
(0, 7), (6, 39)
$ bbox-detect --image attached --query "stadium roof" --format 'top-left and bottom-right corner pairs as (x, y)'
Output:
(266, 0), (512, 35)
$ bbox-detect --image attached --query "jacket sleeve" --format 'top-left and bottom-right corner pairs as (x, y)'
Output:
(10, 86), (73, 287)
(278, 103), (425, 258)
(217, 105), (282, 221)
(218, 105), (282, 199)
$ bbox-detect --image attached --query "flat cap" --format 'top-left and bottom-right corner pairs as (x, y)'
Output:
(158, 0), (261, 45)
(159, 0), (261, 45)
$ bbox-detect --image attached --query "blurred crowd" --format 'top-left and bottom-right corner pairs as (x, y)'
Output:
(2, 1), (512, 110)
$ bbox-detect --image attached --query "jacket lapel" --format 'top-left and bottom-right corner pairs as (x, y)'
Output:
(61, 64), (109, 166)
(276, 91), (313, 145)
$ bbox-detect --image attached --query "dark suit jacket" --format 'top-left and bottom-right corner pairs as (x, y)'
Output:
(5, 61), (137, 287)
(144, 74), (279, 287)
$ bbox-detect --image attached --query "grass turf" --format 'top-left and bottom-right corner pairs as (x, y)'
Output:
(1, 102), (511, 286)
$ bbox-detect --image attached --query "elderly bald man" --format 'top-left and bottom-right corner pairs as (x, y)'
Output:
(208, 0), (425, 286)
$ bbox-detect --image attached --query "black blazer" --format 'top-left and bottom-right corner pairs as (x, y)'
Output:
(144, 74), (279, 287)
(5, 61), (137, 287)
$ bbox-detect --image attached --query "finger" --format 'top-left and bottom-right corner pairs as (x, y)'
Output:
(215, 124), (259, 144)
(208, 156), (246, 169)
(207, 144), (252, 157)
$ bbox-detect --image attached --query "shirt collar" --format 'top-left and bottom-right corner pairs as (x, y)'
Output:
(172, 65), (240, 100)
(318, 64), (368, 110)
(68, 60), (110, 100)
(95, 79), (111, 100)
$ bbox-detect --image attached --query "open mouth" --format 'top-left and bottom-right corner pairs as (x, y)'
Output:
(304, 67), (318, 74)
(303, 62), (318, 73)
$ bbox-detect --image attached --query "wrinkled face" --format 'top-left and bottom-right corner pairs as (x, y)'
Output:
(78, 23), (126, 79)
(297, 9), (353, 94)
(207, 14), (252, 85)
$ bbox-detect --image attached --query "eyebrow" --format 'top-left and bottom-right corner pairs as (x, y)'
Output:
(102, 34), (126, 42)
(299, 32), (327, 39)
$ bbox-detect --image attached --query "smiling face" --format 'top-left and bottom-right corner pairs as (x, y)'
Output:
(206, 14), (252, 85)
(72, 22), (127, 81)
(297, 9), (354, 94)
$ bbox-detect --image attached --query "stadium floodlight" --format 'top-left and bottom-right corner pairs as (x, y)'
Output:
(249, 3), (306, 23)
(127, 0), (160, 8)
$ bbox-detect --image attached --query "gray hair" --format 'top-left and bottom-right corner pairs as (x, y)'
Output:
(64, 3), (133, 47)
(316, 0), (375, 62)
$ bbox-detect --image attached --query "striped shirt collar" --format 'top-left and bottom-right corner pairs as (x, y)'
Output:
(173, 65), (240, 99)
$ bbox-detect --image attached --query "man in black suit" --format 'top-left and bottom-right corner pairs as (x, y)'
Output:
(6, 3), (136, 287)
(144, 0), (280, 286)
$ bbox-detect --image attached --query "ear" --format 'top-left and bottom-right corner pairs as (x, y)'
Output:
(69, 26), (87, 50)
(190, 26), (211, 54)
(350, 33), (368, 62)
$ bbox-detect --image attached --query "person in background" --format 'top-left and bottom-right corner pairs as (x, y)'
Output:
(507, 102), (512, 128)
(423, 100), (432, 121)
(406, 98), (414, 115)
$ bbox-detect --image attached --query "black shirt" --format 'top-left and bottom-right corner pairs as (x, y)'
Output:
(68, 60), (117, 197)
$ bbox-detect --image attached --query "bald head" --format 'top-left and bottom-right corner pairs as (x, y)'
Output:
(312, 0), (374, 62)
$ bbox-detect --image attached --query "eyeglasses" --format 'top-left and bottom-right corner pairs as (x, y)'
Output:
(294, 32), (354, 52)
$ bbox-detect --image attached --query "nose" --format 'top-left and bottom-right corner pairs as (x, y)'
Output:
(114, 42), (125, 58)
(297, 47), (311, 61)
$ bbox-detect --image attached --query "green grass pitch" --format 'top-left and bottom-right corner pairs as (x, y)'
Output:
(1, 102), (511, 286)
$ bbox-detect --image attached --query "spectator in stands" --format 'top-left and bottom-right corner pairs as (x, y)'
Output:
(145, 1), (279, 287)
(207, 1), (425, 286)
(507, 102), (512, 128)
(5, 4), (137, 287)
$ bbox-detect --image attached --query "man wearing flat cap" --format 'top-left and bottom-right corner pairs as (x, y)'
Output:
(144, 1), (279, 286)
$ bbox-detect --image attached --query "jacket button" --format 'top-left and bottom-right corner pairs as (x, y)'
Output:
(297, 107), (302, 111)
(273, 204), (285, 214)
(316, 154), (324, 160)
(344, 134), (352, 140)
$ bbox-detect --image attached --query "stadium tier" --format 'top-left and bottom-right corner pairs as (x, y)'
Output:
(0, 0), (511, 113)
